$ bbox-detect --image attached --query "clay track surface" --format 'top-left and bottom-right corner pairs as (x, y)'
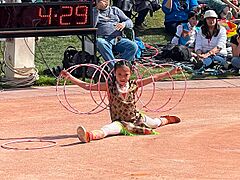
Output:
(0, 79), (240, 179)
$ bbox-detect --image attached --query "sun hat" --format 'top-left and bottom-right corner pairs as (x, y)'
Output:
(204, 10), (218, 19)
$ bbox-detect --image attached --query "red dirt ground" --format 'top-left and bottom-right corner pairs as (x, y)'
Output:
(0, 79), (240, 179)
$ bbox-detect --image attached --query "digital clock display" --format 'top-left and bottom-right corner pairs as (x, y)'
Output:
(0, 1), (93, 31)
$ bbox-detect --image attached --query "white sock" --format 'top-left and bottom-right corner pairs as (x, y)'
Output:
(144, 115), (162, 129)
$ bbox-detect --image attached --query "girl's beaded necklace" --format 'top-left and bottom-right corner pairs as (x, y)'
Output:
(116, 81), (130, 100)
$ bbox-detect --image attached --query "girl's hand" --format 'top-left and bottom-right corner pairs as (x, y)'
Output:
(169, 66), (182, 75)
(60, 70), (70, 79)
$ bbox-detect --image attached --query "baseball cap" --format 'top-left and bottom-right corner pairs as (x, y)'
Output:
(204, 10), (218, 19)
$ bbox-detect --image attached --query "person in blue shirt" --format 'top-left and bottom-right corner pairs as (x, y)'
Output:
(162, 0), (199, 35)
(93, 0), (138, 66)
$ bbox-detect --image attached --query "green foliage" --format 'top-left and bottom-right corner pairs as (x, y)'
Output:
(35, 75), (57, 86)
(35, 36), (81, 74)
(135, 10), (171, 44)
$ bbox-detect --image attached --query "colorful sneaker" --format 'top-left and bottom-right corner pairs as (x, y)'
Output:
(77, 126), (90, 143)
(160, 115), (181, 125)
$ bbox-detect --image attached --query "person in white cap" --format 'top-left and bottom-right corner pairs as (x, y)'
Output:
(195, 10), (228, 69)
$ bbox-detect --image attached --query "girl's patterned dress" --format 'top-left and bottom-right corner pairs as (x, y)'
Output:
(108, 80), (158, 135)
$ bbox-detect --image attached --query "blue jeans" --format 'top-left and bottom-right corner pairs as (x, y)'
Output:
(97, 37), (138, 65)
(135, 9), (149, 26)
(231, 57), (240, 69)
(203, 55), (226, 67)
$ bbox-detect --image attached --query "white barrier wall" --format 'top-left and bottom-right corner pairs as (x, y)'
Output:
(4, 38), (36, 78)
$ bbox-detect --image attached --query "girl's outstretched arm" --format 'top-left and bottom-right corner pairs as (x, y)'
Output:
(60, 70), (107, 91)
(136, 67), (181, 87)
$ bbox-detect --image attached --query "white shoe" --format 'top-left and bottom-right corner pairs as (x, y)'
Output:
(77, 126), (90, 143)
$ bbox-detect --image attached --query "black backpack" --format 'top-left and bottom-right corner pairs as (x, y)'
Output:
(62, 46), (98, 78)
(160, 44), (192, 62)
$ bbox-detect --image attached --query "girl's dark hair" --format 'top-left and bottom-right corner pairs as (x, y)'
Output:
(114, 60), (132, 71)
(201, 18), (220, 39)
(188, 11), (197, 20)
(111, 60), (133, 83)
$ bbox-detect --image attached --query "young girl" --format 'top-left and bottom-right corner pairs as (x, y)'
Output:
(171, 11), (199, 48)
(60, 61), (181, 143)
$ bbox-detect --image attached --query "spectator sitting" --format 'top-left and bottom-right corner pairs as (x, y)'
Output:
(162, 0), (199, 35)
(202, 0), (240, 19)
(171, 11), (199, 48)
(230, 25), (240, 73)
(195, 10), (228, 69)
(93, 0), (138, 66)
(133, 0), (161, 31)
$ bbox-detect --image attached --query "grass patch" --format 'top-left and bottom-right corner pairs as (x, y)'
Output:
(34, 36), (81, 73)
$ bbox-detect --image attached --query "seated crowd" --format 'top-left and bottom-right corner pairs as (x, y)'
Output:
(94, 0), (240, 74)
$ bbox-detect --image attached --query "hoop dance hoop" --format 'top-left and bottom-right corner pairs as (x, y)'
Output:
(56, 59), (187, 114)
(64, 63), (108, 114)
(56, 59), (144, 114)
(134, 62), (175, 111)
(142, 43), (159, 60)
(138, 63), (187, 112)
(56, 63), (109, 115)
(1, 139), (57, 150)
(159, 63), (187, 112)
